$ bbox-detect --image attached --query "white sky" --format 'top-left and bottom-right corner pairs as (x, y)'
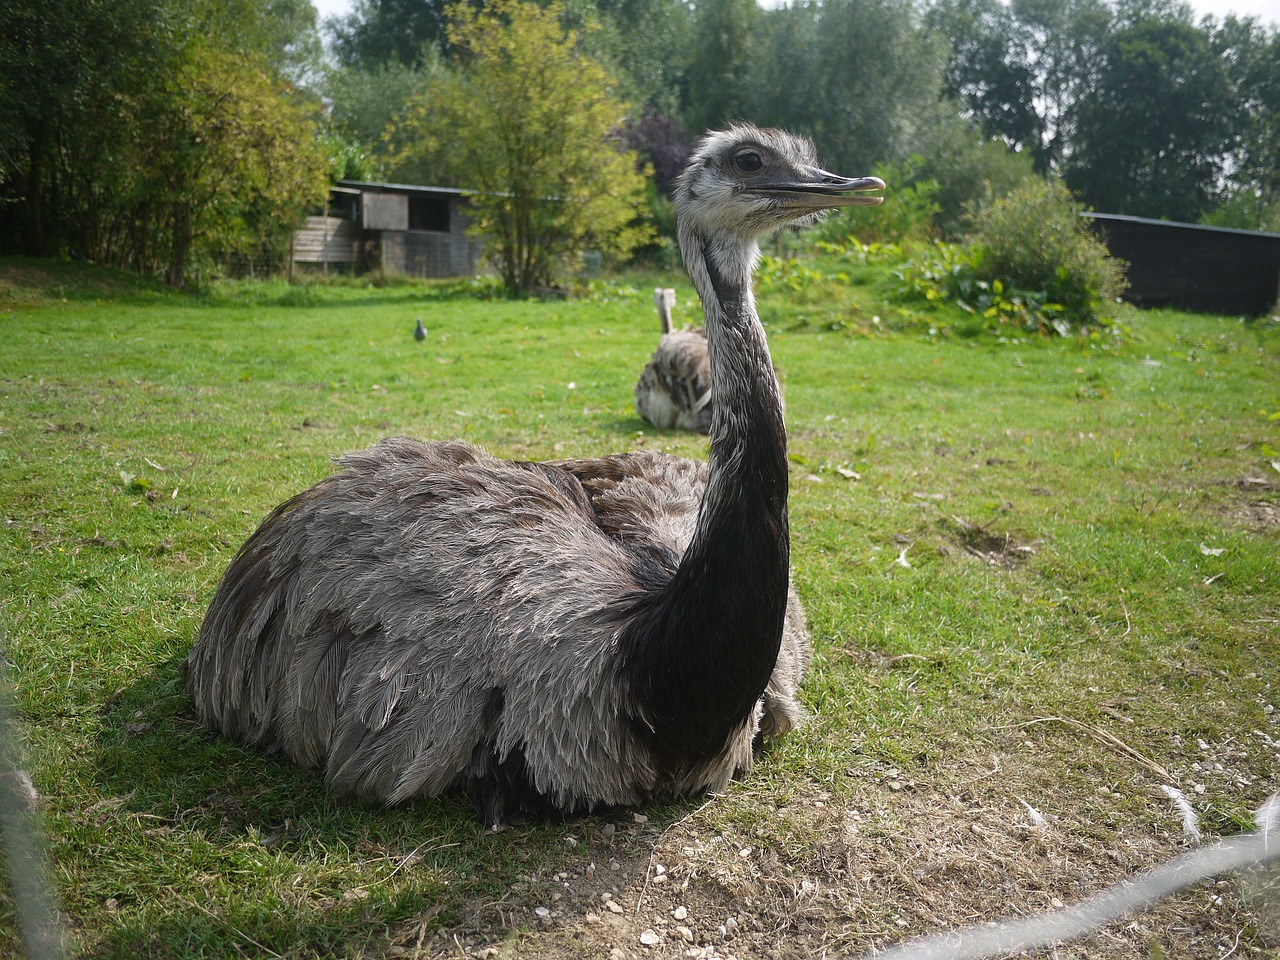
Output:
(310, 0), (1278, 32)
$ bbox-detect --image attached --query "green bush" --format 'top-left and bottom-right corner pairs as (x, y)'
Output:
(909, 117), (1039, 239)
(966, 177), (1127, 330)
(896, 240), (1074, 336)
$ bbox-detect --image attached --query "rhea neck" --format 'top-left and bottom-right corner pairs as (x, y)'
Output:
(625, 219), (791, 766)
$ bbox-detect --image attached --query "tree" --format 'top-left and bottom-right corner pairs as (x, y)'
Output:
(1009, 0), (1112, 169)
(0, 0), (170, 256)
(392, 0), (652, 296)
(133, 43), (329, 286)
(925, 0), (1045, 162)
(621, 106), (692, 198)
(1, 0), (329, 280)
(1066, 16), (1233, 220)
(1207, 15), (1280, 230)
(328, 0), (451, 68)
(584, 0), (695, 118)
(751, 0), (950, 174)
(682, 0), (764, 135)
(910, 114), (1038, 238)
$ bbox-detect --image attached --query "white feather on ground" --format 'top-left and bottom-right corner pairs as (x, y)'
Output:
(1158, 784), (1202, 842)
(1018, 797), (1049, 831)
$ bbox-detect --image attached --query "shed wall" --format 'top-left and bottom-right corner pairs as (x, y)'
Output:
(1086, 214), (1280, 316)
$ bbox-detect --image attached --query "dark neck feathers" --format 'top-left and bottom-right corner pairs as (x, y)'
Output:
(622, 225), (791, 766)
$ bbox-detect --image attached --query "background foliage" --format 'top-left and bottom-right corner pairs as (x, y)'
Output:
(390, 0), (653, 296)
(0, 0), (328, 287)
(2, 0), (1278, 290)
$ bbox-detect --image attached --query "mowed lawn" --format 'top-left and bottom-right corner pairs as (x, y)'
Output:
(1, 258), (1277, 959)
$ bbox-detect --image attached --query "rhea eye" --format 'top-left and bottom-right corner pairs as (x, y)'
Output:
(733, 150), (764, 175)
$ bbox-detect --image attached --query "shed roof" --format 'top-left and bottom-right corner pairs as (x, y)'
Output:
(1082, 211), (1280, 242)
(337, 180), (471, 198)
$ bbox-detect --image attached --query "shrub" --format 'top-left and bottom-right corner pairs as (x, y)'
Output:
(966, 177), (1127, 330)
(910, 116), (1039, 239)
(896, 241), (1075, 336)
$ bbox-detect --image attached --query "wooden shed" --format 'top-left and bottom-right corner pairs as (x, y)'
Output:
(291, 181), (483, 279)
(1083, 212), (1280, 316)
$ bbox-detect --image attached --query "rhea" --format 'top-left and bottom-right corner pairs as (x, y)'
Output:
(634, 287), (713, 433)
(185, 124), (884, 826)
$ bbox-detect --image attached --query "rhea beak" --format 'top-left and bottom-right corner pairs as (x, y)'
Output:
(751, 167), (886, 209)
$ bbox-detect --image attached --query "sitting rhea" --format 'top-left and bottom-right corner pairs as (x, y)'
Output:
(634, 287), (712, 433)
(185, 123), (884, 826)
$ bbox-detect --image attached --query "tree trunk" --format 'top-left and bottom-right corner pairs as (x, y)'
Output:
(166, 205), (191, 288)
(21, 129), (55, 257)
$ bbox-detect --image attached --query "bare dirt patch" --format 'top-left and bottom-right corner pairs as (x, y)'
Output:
(389, 745), (1277, 959)
(940, 515), (1042, 568)
(1223, 474), (1280, 530)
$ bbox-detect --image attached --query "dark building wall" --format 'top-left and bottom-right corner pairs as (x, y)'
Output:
(1085, 213), (1280, 316)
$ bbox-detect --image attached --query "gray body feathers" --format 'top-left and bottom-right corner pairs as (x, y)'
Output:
(188, 440), (808, 817)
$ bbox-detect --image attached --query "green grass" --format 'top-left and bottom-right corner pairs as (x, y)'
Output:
(1, 257), (1278, 958)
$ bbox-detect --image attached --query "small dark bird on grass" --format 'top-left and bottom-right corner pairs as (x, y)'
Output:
(413, 318), (427, 341)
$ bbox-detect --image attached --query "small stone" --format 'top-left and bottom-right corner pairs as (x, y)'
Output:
(674, 906), (689, 921)
(1194, 783), (1206, 795)
(640, 929), (661, 946)
(677, 925), (694, 942)
(534, 907), (551, 919)
(634, 813), (649, 824)
(599, 823), (616, 838)
(1264, 703), (1275, 715)
(607, 900), (624, 915)
(609, 949), (625, 960)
